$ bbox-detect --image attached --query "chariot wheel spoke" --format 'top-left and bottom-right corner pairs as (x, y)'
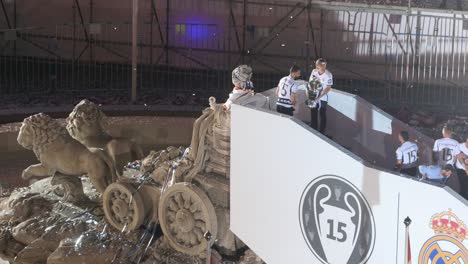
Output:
(103, 183), (145, 231)
(159, 183), (218, 256)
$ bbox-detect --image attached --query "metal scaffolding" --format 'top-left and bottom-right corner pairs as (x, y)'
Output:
(0, 0), (467, 112)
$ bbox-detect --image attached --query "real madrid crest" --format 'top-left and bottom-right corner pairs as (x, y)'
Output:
(419, 209), (468, 263)
(299, 175), (376, 264)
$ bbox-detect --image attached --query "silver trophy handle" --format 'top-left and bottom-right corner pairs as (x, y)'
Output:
(313, 184), (332, 234)
(344, 192), (361, 250)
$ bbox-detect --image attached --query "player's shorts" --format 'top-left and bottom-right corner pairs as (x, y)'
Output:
(276, 105), (294, 116)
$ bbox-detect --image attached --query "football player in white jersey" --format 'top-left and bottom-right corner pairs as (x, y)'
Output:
(223, 65), (254, 110)
(309, 58), (333, 134)
(453, 137), (468, 199)
(395, 131), (419, 177)
(276, 65), (301, 116)
(433, 125), (460, 166)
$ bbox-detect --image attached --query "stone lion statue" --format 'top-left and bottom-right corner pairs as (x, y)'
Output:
(17, 113), (116, 193)
(66, 99), (144, 176)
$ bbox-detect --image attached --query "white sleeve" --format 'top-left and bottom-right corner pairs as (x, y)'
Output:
(453, 144), (461, 156)
(223, 89), (244, 110)
(223, 92), (235, 110)
(327, 73), (333, 86)
(433, 140), (439, 152)
(396, 148), (403, 161)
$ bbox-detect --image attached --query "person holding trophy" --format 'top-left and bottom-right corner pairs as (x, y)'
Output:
(307, 58), (333, 134)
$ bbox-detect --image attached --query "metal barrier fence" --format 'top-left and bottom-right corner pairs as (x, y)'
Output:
(0, 0), (467, 113)
(317, 8), (468, 110)
(316, 0), (466, 10)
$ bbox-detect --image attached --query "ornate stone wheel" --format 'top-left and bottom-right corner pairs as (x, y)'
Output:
(159, 183), (218, 255)
(103, 182), (145, 231)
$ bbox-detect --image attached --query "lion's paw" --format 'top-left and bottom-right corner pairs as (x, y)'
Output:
(21, 170), (31, 180)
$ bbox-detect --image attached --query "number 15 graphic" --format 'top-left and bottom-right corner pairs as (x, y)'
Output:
(327, 219), (347, 242)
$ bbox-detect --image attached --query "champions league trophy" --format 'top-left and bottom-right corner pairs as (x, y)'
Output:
(305, 77), (322, 109)
(314, 184), (361, 263)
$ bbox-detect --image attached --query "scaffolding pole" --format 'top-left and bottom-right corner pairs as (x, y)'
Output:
(242, 0), (247, 63)
(165, 0), (169, 64)
(131, 0), (139, 102)
(0, 0), (11, 29)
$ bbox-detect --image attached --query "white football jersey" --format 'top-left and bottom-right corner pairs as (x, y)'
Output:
(433, 137), (459, 166)
(453, 143), (468, 170)
(309, 69), (333, 102)
(396, 141), (419, 168)
(276, 75), (298, 108)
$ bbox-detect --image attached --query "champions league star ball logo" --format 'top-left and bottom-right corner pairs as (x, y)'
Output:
(419, 209), (468, 263)
(299, 175), (376, 264)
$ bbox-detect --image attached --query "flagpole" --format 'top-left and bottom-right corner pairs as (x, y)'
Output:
(404, 217), (412, 264)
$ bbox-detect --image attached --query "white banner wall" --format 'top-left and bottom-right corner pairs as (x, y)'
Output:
(230, 104), (468, 264)
(261, 88), (435, 170)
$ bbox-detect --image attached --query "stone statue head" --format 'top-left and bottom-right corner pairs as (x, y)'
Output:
(66, 99), (108, 141)
(17, 113), (67, 152)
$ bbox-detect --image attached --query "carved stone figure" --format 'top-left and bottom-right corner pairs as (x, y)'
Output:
(17, 113), (116, 193)
(66, 99), (144, 175)
(0, 94), (265, 263)
(0, 177), (170, 264)
(50, 172), (91, 204)
(145, 97), (243, 256)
